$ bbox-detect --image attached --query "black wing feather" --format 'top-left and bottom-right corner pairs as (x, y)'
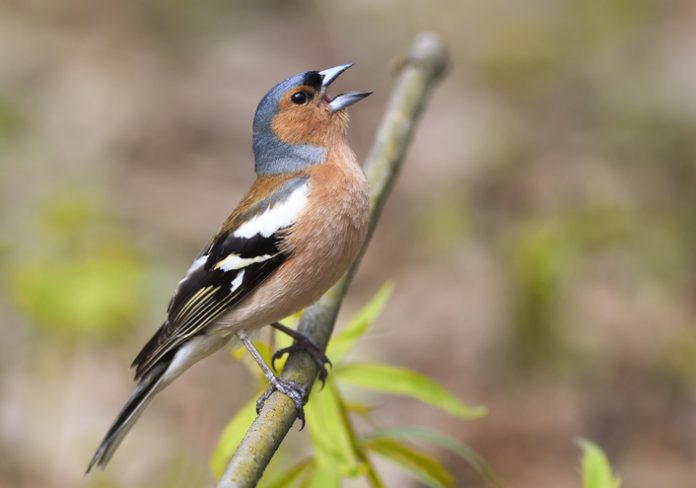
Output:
(207, 231), (279, 264)
(133, 244), (286, 379)
(133, 241), (289, 379)
(131, 177), (308, 379)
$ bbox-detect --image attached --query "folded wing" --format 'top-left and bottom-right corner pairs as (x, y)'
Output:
(132, 176), (310, 379)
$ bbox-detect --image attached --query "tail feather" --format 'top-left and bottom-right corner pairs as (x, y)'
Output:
(86, 361), (168, 472)
(87, 334), (227, 473)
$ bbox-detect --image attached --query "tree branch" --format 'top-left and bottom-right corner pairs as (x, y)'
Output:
(216, 33), (449, 488)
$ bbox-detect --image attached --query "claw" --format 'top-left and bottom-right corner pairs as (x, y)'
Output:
(270, 322), (332, 387)
(271, 346), (293, 371)
(255, 388), (272, 414)
(256, 378), (307, 427)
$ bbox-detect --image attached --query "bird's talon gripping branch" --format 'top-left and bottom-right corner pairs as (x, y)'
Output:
(240, 331), (307, 425)
(256, 378), (307, 427)
(270, 322), (332, 387)
(255, 388), (272, 412)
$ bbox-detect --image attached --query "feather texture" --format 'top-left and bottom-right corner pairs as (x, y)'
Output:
(131, 176), (310, 380)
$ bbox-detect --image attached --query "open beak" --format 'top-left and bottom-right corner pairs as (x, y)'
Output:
(318, 63), (372, 113)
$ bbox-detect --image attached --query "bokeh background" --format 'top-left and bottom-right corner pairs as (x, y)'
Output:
(2, 1), (696, 487)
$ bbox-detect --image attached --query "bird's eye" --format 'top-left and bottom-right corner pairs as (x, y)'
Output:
(291, 91), (310, 105)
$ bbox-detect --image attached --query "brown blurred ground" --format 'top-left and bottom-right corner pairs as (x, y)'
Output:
(2, 1), (696, 487)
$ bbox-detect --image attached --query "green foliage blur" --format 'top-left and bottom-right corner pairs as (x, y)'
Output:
(212, 284), (495, 488)
(10, 193), (148, 338)
(579, 439), (622, 488)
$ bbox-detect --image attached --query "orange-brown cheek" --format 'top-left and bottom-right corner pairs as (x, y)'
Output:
(271, 108), (329, 146)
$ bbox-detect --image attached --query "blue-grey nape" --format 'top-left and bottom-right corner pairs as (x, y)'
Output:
(253, 71), (326, 175)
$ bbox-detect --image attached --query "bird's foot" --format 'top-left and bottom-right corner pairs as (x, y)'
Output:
(256, 377), (308, 427)
(270, 322), (332, 387)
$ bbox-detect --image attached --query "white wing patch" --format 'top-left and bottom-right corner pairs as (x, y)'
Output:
(187, 255), (208, 274)
(174, 255), (208, 290)
(230, 270), (245, 293)
(214, 253), (279, 272)
(233, 183), (309, 239)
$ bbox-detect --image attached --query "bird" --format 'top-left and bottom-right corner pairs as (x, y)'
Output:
(86, 63), (371, 472)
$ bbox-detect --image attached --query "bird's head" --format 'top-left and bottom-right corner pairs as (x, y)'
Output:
(252, 64), (371, 175)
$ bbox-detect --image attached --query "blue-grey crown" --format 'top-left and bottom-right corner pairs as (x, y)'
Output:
(252, 71), (325, 175)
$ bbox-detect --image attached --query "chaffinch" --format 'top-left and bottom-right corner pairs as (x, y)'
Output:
(87, 64), (371, 471)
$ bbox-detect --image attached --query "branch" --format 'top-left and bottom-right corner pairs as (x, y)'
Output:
(216, 33), (449, 488)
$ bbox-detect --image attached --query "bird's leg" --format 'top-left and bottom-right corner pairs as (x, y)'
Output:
(237, 330), (307, 424)
(270, 322), (332, 387)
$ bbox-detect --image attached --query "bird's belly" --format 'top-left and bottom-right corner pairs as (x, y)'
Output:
(213, 172), (368, 334)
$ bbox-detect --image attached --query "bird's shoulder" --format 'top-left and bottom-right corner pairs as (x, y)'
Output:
(215, 173), (308, 239)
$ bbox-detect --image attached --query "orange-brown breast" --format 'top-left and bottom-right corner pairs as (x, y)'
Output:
(212, 142), (369, 332)
(275, 141), (369, 300)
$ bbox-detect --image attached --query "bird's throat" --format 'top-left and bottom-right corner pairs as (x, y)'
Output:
(253, 133), (326, 175)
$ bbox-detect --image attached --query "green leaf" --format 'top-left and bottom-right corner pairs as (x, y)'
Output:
(210, 398), (258, 478)
(334, 363), (487, 419)
(327, 282), (393, 363)
(301, 464), (340, 488)
(343, 400), (374, 416)
(305, 382), (360, 476)
(365, 428), (501, 488)
(578, 439), (621, 488)
(260, 458), (313, 488)
(363, 437), (453, 488)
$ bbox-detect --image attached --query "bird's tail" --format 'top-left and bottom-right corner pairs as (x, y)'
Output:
(86, 361), (168, 472)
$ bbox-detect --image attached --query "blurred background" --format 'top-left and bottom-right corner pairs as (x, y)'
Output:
(1, 0), (696, 486)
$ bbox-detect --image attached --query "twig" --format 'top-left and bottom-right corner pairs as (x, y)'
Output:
(216, 32), (449, 488)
